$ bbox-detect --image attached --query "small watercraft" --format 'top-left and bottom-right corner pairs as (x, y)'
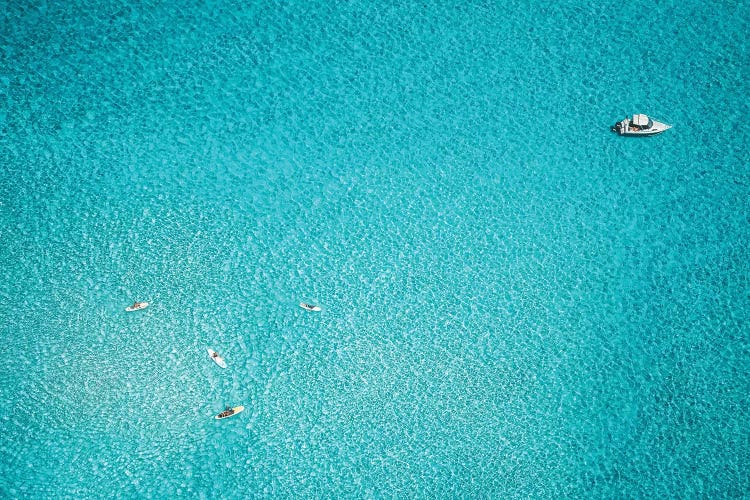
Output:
(215, 405), (244, 420)
(207, 348), (228, 368)
(125, 301), (149, 312)
(611, 114), (671, 136)
(299, 302), (321, 312)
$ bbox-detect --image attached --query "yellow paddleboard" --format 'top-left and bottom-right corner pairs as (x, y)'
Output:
(215, 406), (244, 420)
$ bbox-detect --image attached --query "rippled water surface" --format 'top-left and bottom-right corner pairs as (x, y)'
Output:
(1, 0), (748, 497)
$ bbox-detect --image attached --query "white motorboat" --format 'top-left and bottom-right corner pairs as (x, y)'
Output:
(612, 114), (671, 136)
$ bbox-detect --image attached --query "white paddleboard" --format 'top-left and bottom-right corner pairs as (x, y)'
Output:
(207, 348), (228, 368)
(215, 405), (244, 420)
(300, 302), (321, 312)
(125, 302), (149, 312)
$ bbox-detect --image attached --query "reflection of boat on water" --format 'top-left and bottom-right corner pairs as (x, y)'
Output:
(299, 302), (321, 312)
(125, 301), (149, 312)
(215, 406), (244, 420)
(612, 114), (671, 136)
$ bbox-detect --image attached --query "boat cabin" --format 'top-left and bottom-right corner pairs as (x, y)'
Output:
(629, 114), (653, 131)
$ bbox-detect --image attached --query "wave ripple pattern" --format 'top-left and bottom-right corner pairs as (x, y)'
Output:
(1, 0), (748, 497)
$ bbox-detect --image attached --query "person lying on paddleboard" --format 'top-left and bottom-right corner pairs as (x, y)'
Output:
(219, 407), (234, 418)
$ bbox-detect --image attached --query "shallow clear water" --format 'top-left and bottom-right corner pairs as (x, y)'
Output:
(1, 0), (748, 497)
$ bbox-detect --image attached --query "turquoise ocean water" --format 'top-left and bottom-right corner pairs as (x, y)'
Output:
(1, 0), (748, 497)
